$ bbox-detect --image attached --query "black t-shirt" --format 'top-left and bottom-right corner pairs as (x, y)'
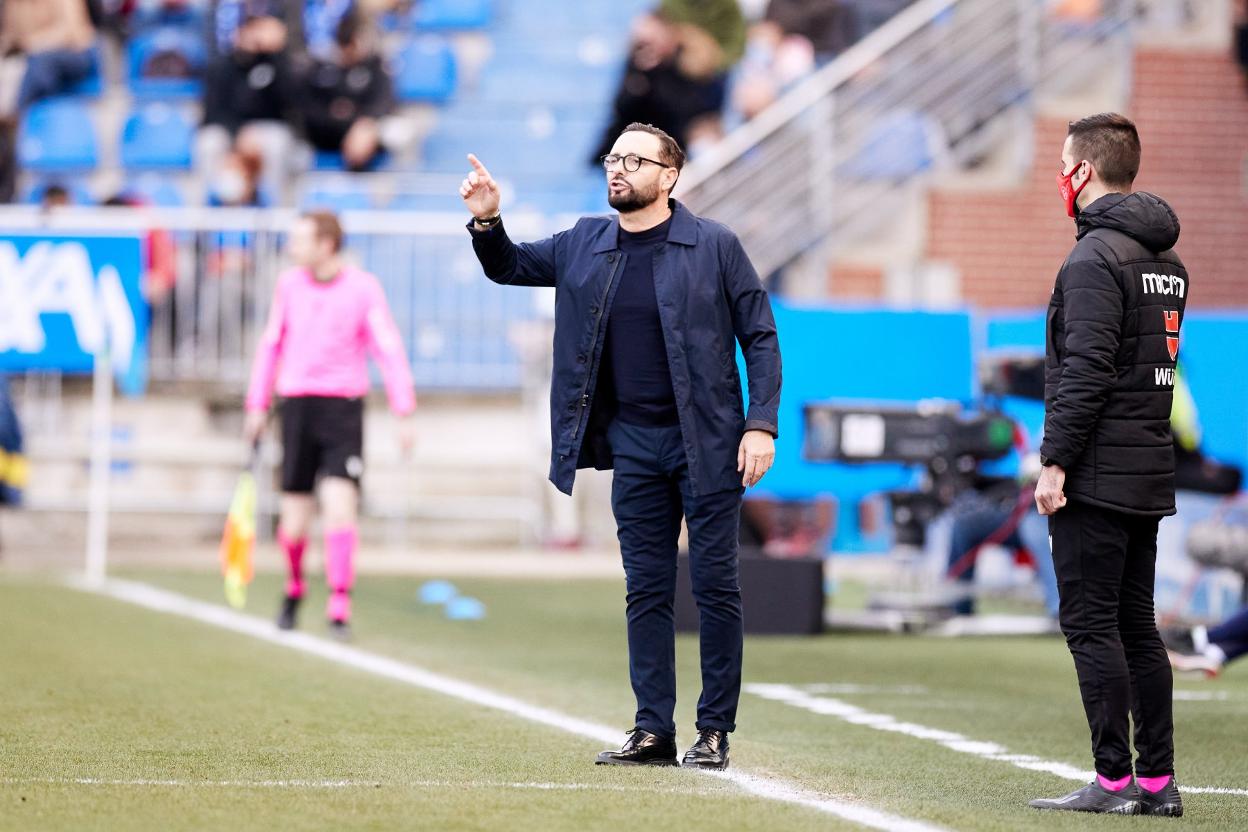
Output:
(601, 215), (678, 428)
(297, 55), (394, 150)
(202, 50), (296, 134)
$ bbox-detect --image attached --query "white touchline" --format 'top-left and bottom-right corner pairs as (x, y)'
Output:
(746, 684), (1248, 799)
(71, 578), (947, 832)
(0, 777), (733, 796)
(1171, 691), (1231, 702)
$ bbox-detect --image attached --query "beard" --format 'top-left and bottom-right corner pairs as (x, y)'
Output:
(607, 178), (663, 213)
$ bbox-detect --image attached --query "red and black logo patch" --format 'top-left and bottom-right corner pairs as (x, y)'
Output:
(1163, 309), (1180, 361)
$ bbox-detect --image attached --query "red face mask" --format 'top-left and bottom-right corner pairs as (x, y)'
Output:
(1057, 161), (1089, 218)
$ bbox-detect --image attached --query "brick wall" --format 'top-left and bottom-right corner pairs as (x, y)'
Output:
(826, 263), (885, 299)
(924, 49), (1248, 308)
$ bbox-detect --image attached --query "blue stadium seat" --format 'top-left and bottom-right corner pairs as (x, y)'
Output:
(476, 56), (618, 106)
(413, 0), (493, 30)
(120, 104), (195, 169)
(128, 26), (207, 98)
(131, 0), (207, 31)
(311, 149), (390, 172)
(421, 116), (602, 176)
(388, 192), (466, 212)
(393, 38), (457, 103)
(301, 188), (374, 212)
(499, 0), (650, 34)
(125, 174), (186, 207)
(18, 100), (98, 171)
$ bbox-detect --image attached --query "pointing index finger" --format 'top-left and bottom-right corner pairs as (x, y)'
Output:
(467, 153), (491, 179)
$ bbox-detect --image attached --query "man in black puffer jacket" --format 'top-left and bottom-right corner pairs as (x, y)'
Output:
(1029, 113), (1187, 819)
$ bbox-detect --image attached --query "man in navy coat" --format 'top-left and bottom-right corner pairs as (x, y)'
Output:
(461, 123), (781, 770)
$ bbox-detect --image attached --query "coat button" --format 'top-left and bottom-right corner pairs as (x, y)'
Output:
(577, 354), (587, 363)
(607, 254), (617, 263)
(567, 403), (576, 412)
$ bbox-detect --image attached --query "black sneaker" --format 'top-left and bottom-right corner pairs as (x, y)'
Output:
(328, 618), (352, 642)
(1139, 778), (1183, 817)
(681, 728), (730, 771)
(277, 595), (301, 631)
(595, 728), (679, 767)
(1029, 780), (1141, 814)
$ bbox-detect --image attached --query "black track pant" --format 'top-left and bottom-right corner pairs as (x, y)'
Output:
(1050, 499), (1174, 779)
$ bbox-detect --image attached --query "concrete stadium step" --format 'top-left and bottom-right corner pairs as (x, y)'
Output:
(15, 391), (545, 548)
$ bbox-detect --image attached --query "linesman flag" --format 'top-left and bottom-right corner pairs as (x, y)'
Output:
(220, 447), (258, 609)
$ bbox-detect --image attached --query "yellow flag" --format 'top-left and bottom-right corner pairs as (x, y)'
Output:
(220, 470), (256, 609)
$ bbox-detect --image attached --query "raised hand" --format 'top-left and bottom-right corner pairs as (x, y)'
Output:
(460, 153), (501, 219)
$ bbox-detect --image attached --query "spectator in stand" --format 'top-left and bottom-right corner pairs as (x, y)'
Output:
(732, 2), (875, 124)
(212, 0), (301, 55)
(764, 0), (862, 58)
(593, 0), (745, 163)
(204, 146), (265, 280)
(209, 145), (266, 207)
(295, 8), (393, 170)
(0, 0), (97, 109)
(40, 183), (72, 210)
(197, 0), (301, 202)
(102, 191), (179, 308)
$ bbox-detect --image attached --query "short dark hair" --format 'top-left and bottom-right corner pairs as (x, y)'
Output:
(301, 210), (344, 252)
(621, 122), (686, 172)
(335, 7), (364, 48)
(1067, 113), (1141, 189)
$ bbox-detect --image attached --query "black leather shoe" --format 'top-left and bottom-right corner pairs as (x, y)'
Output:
(681, 728), (729, 770)
(1029, 780), (1141, 814)
(1139, 778), (1183, 817)
(595, 728), (678, 767)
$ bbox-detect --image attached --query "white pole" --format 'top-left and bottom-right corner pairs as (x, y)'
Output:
(85, 342), (112, 585)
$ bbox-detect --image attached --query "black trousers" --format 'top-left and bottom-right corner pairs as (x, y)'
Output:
(608, 419), (744, 739)
(1050, 499), (1174, 779)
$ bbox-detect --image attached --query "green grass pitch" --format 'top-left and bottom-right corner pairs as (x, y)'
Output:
(2, 570), (1246, 831)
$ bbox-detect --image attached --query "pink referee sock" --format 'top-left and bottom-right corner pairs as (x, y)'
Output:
(1097, 774), (1132, 792)
(325, 526), (358, 622)
(1137, 775), (1173, 793)
(279, 530), (307, 599)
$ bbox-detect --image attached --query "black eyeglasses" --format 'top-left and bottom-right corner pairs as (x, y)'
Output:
(600, 153), (670, 173)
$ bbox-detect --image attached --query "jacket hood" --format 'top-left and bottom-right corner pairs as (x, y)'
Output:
(1076, 191), (1180, 252)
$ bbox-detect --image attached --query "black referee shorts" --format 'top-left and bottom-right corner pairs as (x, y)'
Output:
(278, 396), (364, 494)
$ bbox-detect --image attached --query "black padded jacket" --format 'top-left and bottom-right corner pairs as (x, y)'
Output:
(1041, 192), (1188, 517)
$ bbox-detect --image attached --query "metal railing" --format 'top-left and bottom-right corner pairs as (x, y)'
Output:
(676, 0), (1134, 278)
(0, 206), (557, 392)
(0, 205), (560, 544)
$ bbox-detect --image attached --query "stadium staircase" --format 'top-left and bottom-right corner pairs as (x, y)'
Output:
(677, 0), (1245, 310)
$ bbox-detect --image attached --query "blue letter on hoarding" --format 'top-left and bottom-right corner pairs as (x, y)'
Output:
(0, 235), (149, 395)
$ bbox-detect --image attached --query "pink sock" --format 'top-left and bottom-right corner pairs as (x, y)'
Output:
(1097, 774), (1132, 792)
(1137, 775), (1173, 793)
(279, 530), (307, 599)
(325, 526), (357, 622)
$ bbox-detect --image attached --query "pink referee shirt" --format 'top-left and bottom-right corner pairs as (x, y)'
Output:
(245, 265), (417, 415)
